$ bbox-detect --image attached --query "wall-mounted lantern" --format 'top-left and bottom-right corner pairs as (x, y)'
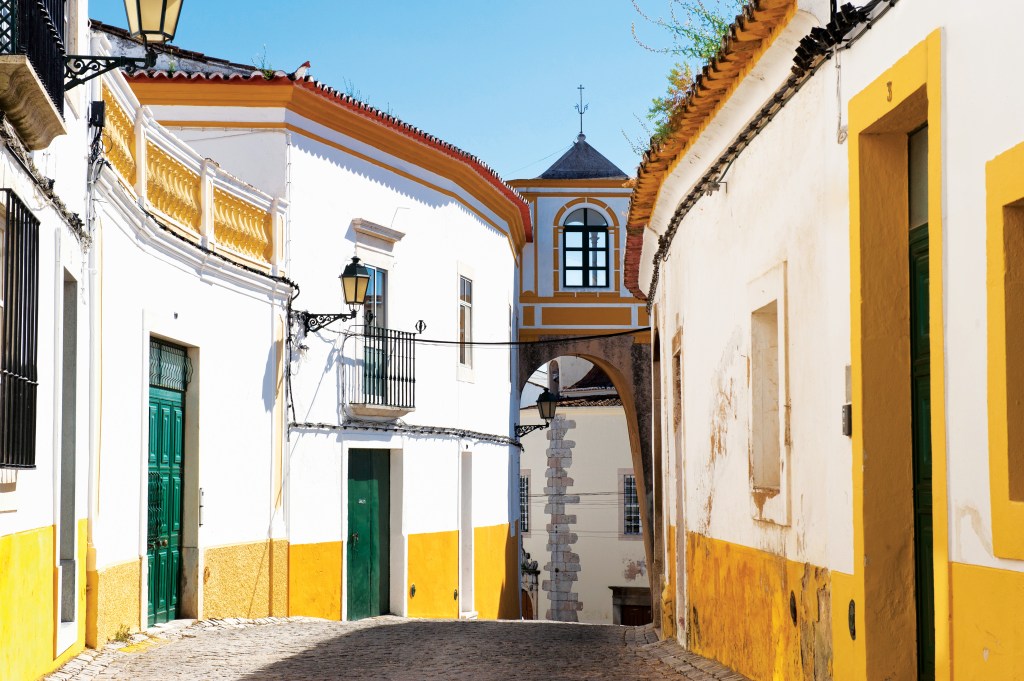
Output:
(515, 388), (558, 439)
(66, 0), (186, 89)
(297, 257), (371, 333)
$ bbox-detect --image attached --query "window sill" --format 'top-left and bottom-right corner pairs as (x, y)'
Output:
(349, 404), (414, 419)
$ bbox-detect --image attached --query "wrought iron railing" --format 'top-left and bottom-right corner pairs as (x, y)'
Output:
(351, 327), (416, 410)
(0, 0), (66, 114)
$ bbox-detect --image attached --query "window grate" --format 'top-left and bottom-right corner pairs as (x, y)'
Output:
(520, 475), (529, 533)
(362, 326), (415, 409)
(623, 474), (641, 535)
(0, 189), (40, 469)
(149, 339), (191, 391)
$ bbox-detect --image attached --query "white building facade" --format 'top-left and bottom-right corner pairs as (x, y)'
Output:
(121, 62), (530, 622)
(627, 1), (1024, 680)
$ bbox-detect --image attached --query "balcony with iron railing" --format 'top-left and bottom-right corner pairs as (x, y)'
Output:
(346, 326), (416, 419)
(102, 73), (287, 274)
(0, 0), (67, 149)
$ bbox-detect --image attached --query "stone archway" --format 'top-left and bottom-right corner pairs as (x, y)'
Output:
(517, 334), (653, 585)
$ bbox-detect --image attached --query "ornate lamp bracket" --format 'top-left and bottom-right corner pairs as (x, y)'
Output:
(514, 423), (549, 439)
(297, 310), (359, 334)
(65, 50), (157, 90)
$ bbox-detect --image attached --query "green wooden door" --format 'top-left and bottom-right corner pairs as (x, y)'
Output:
(147, 386), (184, 626)
(910, 223), (935, 679)
(347, 449), (390, 620)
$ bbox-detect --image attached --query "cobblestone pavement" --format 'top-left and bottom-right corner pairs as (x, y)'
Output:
(47, 617), (749, 681)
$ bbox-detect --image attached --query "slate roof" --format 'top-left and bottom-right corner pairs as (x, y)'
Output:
(539, 134), (628, 180)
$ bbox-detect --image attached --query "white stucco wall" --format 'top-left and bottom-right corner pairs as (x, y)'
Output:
(641, 0), (1024, 585)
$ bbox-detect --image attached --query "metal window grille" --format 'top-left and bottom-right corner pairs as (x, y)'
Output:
(459, 276), (472, 367)
(362, 326), (415, 409)
(519, 475), (529, 533)
(0, 0), (67, 115)
(0, 190), (40, 468)
(562, 208), (609, 288)
(149, 339), (191, 391)
(623, 474), (641, 535)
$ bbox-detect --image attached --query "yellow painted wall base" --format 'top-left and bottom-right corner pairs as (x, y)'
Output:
(951, 562), (1024, 680)
(1, 521), (88, 681)
(473, 523), (520, 619)
(288, 541), (343, 620)
(203, 539), (288, 619)
(686, 533), (832, 681)
(407, 530), (459, 618)
(87, 557), (141, 648)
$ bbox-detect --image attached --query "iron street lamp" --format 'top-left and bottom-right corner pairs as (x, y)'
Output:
(297, 257), (372, 333)
(66, 0), (185, 89)
(515, 388), (558, 439)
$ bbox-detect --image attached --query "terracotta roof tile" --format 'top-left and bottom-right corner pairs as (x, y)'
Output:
(623, 0), (796, 299)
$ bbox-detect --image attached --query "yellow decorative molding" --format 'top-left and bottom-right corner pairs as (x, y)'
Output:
(103, 86), (136, 186)
(213, 187), (273, 264)
(147, 142), (202, 232)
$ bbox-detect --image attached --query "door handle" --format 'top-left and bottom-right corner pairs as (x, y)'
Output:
(350, 532), (359, 544)
(160, 539), (169, 547)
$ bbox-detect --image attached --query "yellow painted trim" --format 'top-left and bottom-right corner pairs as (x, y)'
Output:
(202, 539), (289, 619)
(520, 292), (643, 305)
(288, 541), (343, 620)
(158, 119), (522, 260)
(522, 306), (535, 326)
(0, 523), (88, 680)
(847, 30), (948, 681)
(985, 140), (1024, 559)
(950, 561), (1024, 678)
(552, 197), (620, 228)
(541, 306), (632, 327)
(686, 532), (832, 681)
(86, 557), (142, 648)
(128, 77), (528, 251)
(407, 530), (459, 618)
(518, 327), (641, 339)
(472, 523), (519, 620)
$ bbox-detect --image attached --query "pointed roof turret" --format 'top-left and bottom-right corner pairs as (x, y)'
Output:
(538, 134), (628, 181)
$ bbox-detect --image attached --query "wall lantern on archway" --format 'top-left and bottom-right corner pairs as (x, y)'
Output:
(66, 0), (186, 89)
(297, 257), (372, 333)
(515, 388), (558, 439)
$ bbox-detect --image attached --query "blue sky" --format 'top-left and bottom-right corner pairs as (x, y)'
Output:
(89, 0), (686, 180)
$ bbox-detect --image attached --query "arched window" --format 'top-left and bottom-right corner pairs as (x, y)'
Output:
(562, 208), (609, 288)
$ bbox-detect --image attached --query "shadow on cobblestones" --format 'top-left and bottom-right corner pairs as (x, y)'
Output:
(77, 617), (742, 680)
(235, 620), (657, 681)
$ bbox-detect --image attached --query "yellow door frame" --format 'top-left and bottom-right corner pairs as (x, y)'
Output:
(841, 30), (949, 681)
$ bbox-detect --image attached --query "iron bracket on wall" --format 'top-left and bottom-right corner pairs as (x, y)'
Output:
(65, 50), (157, 90)
(297, 310), (359, 333)
(514, 423), (548, 439)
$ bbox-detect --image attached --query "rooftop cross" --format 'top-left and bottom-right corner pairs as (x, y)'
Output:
(575, 84), (589, 137)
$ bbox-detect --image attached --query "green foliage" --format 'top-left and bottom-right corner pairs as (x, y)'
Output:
(252, 45), (276, 80)
(630, 0), (745, 149)
(113, 623), (132, 643)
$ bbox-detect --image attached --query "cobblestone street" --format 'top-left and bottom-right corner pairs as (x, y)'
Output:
(47, 617), (748, 681)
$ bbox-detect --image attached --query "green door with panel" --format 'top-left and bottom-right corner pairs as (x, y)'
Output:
(347, 449), (390, 620)
(147, 386), (184, 626)
(910, 224), (934, 679)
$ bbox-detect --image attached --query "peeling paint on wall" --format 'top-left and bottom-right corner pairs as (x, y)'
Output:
(687, 532), (833, 681)
(623, 559), (647, 581)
